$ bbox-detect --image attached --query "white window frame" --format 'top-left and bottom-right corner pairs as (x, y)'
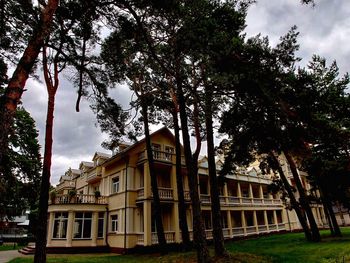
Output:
(52, 212), (68, 239)
(112, 176), (120, 193)
(111, 214), (118, 232)
(73, 212), (92, 239)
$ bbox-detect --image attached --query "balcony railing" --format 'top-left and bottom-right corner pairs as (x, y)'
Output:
(184, 190), (191, 201)
(49, 194), (108, 205)
(138, 150), (175, 163)
(226, 196), (283, 206)
(151, 231), (175, 244)
(136, 187), (173, 200)
(200, 194), (211, 204)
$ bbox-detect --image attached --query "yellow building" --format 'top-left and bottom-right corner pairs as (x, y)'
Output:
(47, 127), (327, 252)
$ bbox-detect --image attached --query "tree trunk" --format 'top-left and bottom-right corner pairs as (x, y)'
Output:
(176, 79), (209, 263)
(204, 87), (226, 257)
(172, 109), (191, 250)
(141, 101), (167, 250)
(284, 151), (321, 242)
(321, 196), (335, 235)
(320, 188), (341, 236)
(34, 92), (56, 263)
(0, 0), (58, 176)
(269, 152), (313, 241)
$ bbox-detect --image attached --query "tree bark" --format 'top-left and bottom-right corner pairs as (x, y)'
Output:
(204, 86), (226, 257)
(141, 101), (167, 250)
(269, 152), (313, 241)
(320, 188), (341, 236)
(284, 151), (321, 242)
(0, 0), (58, 177)
(34, 46), (59, 263)
(172, 109), (191, 250)
(176, 78), (209, 263)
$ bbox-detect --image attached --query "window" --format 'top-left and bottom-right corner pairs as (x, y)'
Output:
(112, 177), (119, 193)
(111, 214), (118, 232)
(98, 212), (104, 238)
(73, 212), (92, 239)
(53, 212), (68, 239)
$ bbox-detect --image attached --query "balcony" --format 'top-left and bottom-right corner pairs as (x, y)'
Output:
(136, 187), (174, 201)
(200, 194), (211, 204)
(49, 194), (108, 205)
(225, 196), (283, 206)
(86, 167), (102, 184)
(55, 180), (75, 192)
(137, 150), (174, 163)
(136, 231), (175, 245)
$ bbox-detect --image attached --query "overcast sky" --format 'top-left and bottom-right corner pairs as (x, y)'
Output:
(20, 0), (350, 185)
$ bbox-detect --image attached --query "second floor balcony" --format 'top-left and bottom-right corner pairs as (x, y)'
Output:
(200, 194), (283, 207)
(136, 187), (174, 201)
(49, 193), (108, 205)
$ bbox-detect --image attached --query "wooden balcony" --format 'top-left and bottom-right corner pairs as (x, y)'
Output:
(49, 194), (108, 205)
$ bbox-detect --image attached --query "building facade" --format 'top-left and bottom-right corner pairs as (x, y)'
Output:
(47, 127), (328, 252)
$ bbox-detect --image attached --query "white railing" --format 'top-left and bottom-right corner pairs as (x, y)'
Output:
(205, 229), (213, 239)
(220, 196), (226, 204)
(253, 198), (263, 204)
(258, 225), (268, 232)
(158, 187), (173, 199)
(136, 187), (173, 200)
(222, 228), (230, 237)
(184, 190), (191, 201)
(138, 150), (174, 163)
(269, 224), (277, 231)
(200, 194), (211, 204)
(136, 233), (144, 245)
(246, 226), (256, 234)
(50, 194), (108, 204)
(278, 223), (286, 230)
(228, 196), (240, 204)
(232, 227), (244, 236)
(151, 231), (175, 244)
(242, 197), (252, 204)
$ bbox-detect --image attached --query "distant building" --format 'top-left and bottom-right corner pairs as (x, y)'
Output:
(47, 127), (328, 253)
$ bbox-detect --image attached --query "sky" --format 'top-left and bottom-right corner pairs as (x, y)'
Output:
(20, 0), (350, 185)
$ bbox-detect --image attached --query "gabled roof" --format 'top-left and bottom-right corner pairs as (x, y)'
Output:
(92, 152), (112, 161)
(103, 127), (178, 167)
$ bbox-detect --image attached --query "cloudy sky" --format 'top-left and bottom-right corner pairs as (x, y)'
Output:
(20, 0), (350, 185)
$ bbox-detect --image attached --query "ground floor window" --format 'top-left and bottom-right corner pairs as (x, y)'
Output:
(53, 212), (68, 239)
(111, 214), (118, 232)
(98, 212), (104, 238)
(73, 212), (92, 239)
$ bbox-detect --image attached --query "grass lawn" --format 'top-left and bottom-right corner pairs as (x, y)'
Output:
(9, 228), (350, 263)
(0, 244), (24, 251)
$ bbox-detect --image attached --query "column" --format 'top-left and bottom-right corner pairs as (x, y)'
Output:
(315, 207), (321, 226)
(253, 211), (258, 233)
(173, 203), (180, 243)
(249, 184), (253, 198)
(273, 210), (278, 230)
(259, 185), (264, 202)
(143, 201), (152, 245)
(237, 182), (242, 204)
(227, 211), (232, 237)
(264, 210), (269, 231)
(223, 182), (228, 204)
(46, 212), (54, 246)
(91, 212), (98, 246)
(66, 210), (74, 247)
(241, 211), (246, 235)
(144, 163), (151, 197)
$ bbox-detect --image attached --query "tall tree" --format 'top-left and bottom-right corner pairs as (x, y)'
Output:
(0, 0), (58, 179)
